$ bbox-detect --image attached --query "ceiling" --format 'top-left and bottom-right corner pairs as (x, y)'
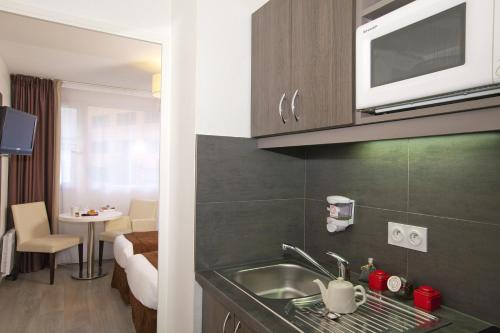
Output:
(0, 11), (162, 92)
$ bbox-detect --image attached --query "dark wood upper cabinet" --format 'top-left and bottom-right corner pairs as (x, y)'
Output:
(251, 0), (354, 137)
(291, 0), (353, 132)
(251, 0), (292, 137)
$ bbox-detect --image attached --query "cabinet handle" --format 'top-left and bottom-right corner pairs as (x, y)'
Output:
(233, 321), (241, 333)
(291, 89), (299, 121)
(222, 312), (231, 333)
(278, 92), (287, 124)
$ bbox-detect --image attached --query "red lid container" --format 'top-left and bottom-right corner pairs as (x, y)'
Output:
(414, 286), (441, 311)
(368, 270), (390, 291)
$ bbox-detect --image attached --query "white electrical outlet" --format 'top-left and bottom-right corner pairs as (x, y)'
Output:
(388, 222), (428, 252)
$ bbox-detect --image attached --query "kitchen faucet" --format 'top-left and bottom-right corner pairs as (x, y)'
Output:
(326, 251), (350, 282)
(282, 243), (351, 281)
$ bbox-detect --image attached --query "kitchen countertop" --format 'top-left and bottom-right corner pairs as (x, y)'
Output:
(196, 262), (492, 333)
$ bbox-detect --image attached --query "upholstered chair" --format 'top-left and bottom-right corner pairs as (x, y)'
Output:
(98, 199), (158, 270)
(11, 201), (83, 285)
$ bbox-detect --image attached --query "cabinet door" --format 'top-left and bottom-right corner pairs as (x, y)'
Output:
(251, 0), (292, 137)
(202, 292), (234, 333)
(290, 0), (353, 131)
(233, 317), (257, 333)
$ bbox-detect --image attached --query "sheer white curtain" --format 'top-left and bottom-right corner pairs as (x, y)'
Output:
(58, 86), (160, 263)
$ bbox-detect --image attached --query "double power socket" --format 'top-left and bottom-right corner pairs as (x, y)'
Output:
(388, 222), (428, 253)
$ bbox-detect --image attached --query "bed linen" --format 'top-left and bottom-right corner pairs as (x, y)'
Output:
(127, 251), (158, 333)
(111, 231), (158, 303)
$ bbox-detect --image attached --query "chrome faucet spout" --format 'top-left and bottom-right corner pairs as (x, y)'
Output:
(281, 243), (336, 280)
(326, 251), (350, 281)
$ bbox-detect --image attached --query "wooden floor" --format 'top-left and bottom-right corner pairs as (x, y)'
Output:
(0, 261), (135, 333)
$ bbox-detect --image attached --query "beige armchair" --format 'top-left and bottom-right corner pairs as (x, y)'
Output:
(129, 199), (158, 232)
(11, 202), (83, 285)
(98, 199), (158, 270)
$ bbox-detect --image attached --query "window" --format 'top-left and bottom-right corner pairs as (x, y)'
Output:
(116, 112), (137, 126)
(59, 87), (161, 215)
(60, 107), (78, 185)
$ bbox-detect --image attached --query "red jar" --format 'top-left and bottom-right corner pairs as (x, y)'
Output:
(368, 270), (390, 291)
(414, 286), (441, 311)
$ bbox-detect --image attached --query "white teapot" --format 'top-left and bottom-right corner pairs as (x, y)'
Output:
(313, 277), (367, 314)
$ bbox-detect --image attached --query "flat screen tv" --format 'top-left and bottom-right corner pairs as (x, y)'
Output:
(0, 107), (38, 155)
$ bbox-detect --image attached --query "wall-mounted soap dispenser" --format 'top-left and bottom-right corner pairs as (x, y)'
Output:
(326, 196), (355, 233)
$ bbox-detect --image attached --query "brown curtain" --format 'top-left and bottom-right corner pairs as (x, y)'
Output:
(7, 74), (56, 273)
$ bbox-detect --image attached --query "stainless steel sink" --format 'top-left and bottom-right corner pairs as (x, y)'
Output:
(228, 263), (330, 300)
(217, 260), (450, 333)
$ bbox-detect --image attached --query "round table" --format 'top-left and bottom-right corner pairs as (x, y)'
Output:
(59, 210), (122, 280)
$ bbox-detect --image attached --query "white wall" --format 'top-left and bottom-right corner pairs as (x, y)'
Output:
(157, 0), (197, 331)
(195, 0), (268, 137)
(0, 55), (11, 240)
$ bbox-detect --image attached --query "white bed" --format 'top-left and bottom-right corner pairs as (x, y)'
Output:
(111, 232), (158, 306)
(113, 234), (134, 269)
(126, 253), (158, 310)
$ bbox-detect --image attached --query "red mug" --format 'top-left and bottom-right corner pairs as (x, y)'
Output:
(368, 270), (390, 291)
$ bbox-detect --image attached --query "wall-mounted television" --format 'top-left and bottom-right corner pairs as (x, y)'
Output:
(0, 107), (38, 155)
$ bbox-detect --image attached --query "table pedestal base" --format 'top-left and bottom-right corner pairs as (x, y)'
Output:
(72, 269), (107, 280)
(73, 223), (106, 280)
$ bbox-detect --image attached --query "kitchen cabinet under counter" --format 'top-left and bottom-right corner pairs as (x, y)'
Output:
(203, 291), (256, 333)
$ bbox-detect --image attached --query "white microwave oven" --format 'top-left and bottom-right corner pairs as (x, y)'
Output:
(356, 0), (500, 114)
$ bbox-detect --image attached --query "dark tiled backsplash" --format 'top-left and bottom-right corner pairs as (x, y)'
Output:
(408, 133), (500, 224)
(196, 132), (500, 325)
(195, 135), (306, 271)
(306, 139), (409, 211)
(305, 200), (408, 278)
(196, 135), (305, 203)
(196, 199), (304, 271)
(305, 132), (500, 325)
(406, 214), (500, 325)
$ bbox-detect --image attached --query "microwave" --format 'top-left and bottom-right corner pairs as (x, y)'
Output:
(356, 0), (500, 114)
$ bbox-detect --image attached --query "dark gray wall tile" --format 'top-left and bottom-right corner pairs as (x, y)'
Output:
(406, 214), (500, 326)
(196, 135), (305, 203)
(196, 132), (500, 325)
(306, 140), (408, 211)
(304, 200), (408, 276)
(409, 133), (500, 224)
(196, 199), (304, 271)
